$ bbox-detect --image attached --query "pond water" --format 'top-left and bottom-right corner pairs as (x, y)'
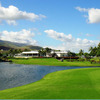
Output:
(0, 62), (86, 90)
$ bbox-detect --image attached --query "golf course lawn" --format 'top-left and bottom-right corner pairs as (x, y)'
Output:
(0, 67), (100, 99)
(11, 58), (100, 66)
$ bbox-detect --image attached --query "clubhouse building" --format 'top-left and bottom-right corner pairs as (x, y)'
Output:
(14, 50), (68, 58)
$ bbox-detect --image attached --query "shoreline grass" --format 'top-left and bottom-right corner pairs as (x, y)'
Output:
(10, 58), (100, 67)
(0, 68), (100, 99)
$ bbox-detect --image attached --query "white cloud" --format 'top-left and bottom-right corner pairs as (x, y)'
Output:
(75, 7), (89, 12)
(0, 29), (37, 45)
(44, 29), (99, 52)
(86, 33), (93, 37)
(30, 28), (42, 35)
(48, 39), (97, 53)
(44, 30), (73, 42)
(0, 4), (46, 25)
(6, 20), (17, 25)
(76, 6), (100, 23)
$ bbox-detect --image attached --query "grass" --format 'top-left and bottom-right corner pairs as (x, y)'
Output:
(91, 57), (100, 61)
(10, 58), (100, 66)
(1, 68), (100, 99)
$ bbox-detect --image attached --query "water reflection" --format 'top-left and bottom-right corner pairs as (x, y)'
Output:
(0, 62), (85, 90)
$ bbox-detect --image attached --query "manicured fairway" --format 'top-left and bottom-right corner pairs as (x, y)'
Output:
(11, 58), (100, 66)
(0, 68), (100, 99)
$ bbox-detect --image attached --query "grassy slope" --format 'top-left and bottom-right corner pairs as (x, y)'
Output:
(11, 58), (100, 66)
(0, 68), (100, 99)
(0, 40), (42, 50)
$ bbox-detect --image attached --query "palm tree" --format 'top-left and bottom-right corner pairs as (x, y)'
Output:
(38, 48), (46, 57)
(67, 51), (72, 61)
(45, 47), (51, 53)
(90, 47), (97, 57)
(89, 46), (93, 52)
(96, 43), (100, 57)
(67, 50), (71, 57)
(89, 43), (100, 57)
(84, 52), (89, 58)
(8, 49), (13, 57)
(45, 47), (52, 56)
(96, 49), (100, 57)
(79, 49), (84, 57)
(38, 50), (42, 57)
(97, 43), (100, 49)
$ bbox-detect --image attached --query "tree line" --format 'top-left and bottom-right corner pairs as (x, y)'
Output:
(78, 43), (100, 58)
(0, 43), (100, 58)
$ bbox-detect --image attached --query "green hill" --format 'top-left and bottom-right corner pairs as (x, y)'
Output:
(0, 46), (13, 50)
(0, 40), (42, 50)
(22, 45), (42, 50)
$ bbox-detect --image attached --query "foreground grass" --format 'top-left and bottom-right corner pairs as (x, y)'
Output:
(1, 68), (100, 99)
(11, 58), (100, 66)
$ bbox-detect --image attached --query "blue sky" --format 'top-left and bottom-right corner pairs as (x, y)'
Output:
(0, 0), (100, 52)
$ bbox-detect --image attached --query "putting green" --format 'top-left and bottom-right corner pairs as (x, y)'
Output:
(0, 67), (100, 99)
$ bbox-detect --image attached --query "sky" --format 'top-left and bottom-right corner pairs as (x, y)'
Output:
(0, 0), (100, 52)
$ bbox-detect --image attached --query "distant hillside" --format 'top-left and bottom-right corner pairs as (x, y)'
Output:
(0, 40), (42, 50)
(0, 46), (13, 50)
(0, 40), (27, 48)
(23, 45), (42, 50)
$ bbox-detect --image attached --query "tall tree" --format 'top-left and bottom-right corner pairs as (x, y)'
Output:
(79, 49), (84, 57)
(90, 47), (97, 57)
(97, 43), (100, 49)
(96, 43), (100, 56)
(8, 49), (13, 57)
(38, 48), (46, 57)
(84, 52), (89, 58)
(67, 50), (71, 57)
(67, 51), (72, 61)
(89, 46), (93, 52)
(96, 49), (100, 57)
(45, 47), (51, 53)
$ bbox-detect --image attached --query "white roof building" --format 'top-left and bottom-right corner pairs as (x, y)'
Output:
(14, 50), (68, 58)
(51, 50), (68, 57)
(14, 51), (39, 58)
(22, 51), (38, 54)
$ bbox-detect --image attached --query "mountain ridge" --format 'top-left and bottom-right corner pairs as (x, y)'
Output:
(0, 40), (42, 50)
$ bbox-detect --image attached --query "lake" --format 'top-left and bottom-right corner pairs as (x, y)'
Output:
(0, 62), (86, 90)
